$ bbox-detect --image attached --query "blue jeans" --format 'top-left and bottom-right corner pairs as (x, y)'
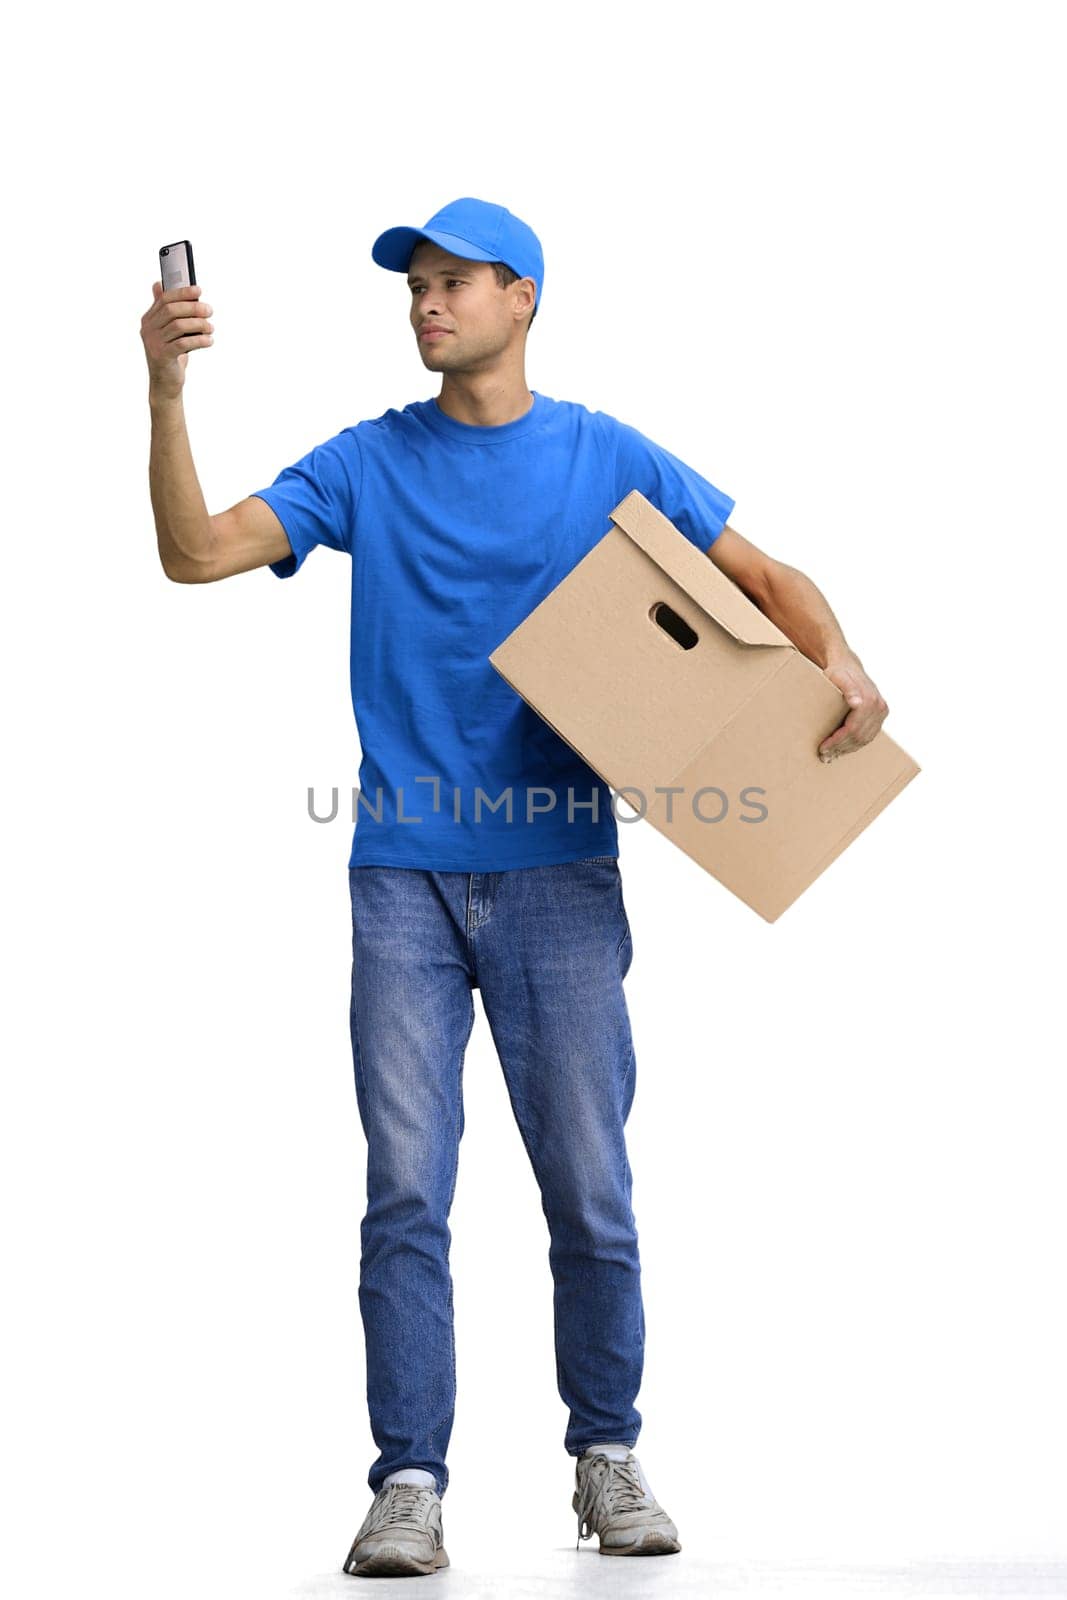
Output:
(347, 858), (643, 1500)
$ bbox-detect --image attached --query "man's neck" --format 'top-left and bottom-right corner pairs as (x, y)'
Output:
(434, 378), (535, 428)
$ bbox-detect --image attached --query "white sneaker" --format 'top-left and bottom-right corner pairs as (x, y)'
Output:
(343, 1481), (449, 1577)
(573, 1448), (681, 1555)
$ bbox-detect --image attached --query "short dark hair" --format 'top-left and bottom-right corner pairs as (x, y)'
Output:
(491, 261), (537, 329)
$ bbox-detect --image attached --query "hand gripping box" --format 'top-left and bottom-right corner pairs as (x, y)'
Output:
(489, 489), (921, 922)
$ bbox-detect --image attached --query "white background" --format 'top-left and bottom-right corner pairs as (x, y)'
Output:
(3, 2), (1064, 1596)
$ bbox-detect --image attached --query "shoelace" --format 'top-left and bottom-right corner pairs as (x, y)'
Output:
(367, 1483), (436, 1533)
(574, 1454), (651, 1546)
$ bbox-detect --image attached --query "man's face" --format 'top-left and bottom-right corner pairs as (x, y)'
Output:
(406, 239), (530, 371)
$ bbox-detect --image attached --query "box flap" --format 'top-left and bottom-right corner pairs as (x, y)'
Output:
(610, 488), (794, 650)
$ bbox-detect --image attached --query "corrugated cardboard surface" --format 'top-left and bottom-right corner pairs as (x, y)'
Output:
(490, 489), (921, 921)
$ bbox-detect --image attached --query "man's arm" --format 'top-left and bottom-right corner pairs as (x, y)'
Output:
(149, 393), (293, 583)
(707, 523), (889, 762)
(142, 278), (293, 583)
(709, 523), (848, 669)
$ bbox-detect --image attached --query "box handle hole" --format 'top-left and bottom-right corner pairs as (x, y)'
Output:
(650, 601), (699, 650)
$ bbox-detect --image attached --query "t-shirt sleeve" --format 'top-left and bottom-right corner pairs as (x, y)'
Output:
(607, 413), (735, 554)
(248, 426), (362, 578)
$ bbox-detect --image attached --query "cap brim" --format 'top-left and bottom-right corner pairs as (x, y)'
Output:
(371, 225), (499, 272)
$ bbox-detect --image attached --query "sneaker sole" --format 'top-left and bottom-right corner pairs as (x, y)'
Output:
(344, 1542), (449, 1576)
(597, 1532), (681, 1555)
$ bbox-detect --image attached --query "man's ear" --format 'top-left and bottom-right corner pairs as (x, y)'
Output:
(514, 279), (536, 323)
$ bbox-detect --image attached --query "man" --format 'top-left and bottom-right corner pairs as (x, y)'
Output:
(142, 197), (888, 1579)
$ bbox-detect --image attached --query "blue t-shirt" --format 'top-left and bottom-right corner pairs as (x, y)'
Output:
(251, 390), (734, 871)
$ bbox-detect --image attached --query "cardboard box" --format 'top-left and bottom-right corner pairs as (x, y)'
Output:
(489, 489), (921, 922)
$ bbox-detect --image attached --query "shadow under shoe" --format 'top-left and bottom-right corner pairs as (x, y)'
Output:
(573, 1450), (681, 1556)
(343, 1482), (449, 1577)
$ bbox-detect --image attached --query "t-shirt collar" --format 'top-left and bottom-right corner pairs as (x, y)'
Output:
(418, 390), (547, 444)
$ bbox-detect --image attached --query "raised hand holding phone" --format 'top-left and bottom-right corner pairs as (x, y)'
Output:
(140, 239), (213, 403)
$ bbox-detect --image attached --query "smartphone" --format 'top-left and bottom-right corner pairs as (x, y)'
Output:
(159, 239), (196, 291)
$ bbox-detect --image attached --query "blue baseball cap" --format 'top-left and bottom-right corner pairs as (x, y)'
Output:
(371, 196), (543, 313)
